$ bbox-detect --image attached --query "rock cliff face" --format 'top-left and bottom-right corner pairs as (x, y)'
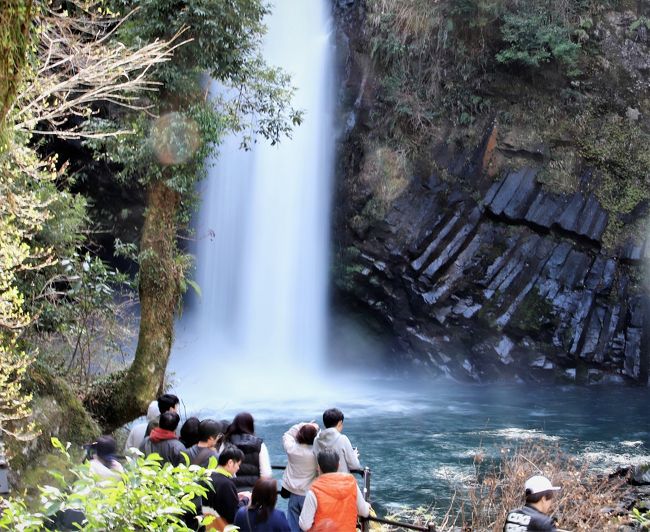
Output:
(331, 1), (650, 385)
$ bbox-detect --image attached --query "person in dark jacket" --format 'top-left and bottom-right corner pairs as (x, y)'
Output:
(504, 475), (561, 531)
(180, 416), (200, 448)
(144, 393), (180, 437)
(222, 412), (271, 490)
(139, 411), (186, 466)
(204, 445), (251, 524)
(186, 419), (226, 466)
(234, 478), (290, 532)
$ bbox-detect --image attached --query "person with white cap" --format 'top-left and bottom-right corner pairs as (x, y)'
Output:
(503, 475), (561, 531)
(124, 400), (160, 452)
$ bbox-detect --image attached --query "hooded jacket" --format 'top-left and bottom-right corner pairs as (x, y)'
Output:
(282, 423), (318, 496)
(298, 473), (370, 531)
(313, 428), (361, 473)
(124, 400), (160, 452)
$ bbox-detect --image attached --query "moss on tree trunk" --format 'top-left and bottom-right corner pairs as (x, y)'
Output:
(0, 0), (33, 127)
(85, 180), (181, 429)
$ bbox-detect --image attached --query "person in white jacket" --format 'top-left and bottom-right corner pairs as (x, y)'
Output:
(281, 422), (319, 532)
(124, 400), (159, 452)
(89, 435), (124, 480)
(313, 408), (361, 473)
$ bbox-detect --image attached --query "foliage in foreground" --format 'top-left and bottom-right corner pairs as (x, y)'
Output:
(384, 443), (630, 531)
(0, 439), (213, 531)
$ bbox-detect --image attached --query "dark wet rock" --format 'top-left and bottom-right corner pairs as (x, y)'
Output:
(335, 163), (649, 382)
(524, 190), (565, 228)
(556, 192), (586, 234)
(334, 159), (650, 384)
(484, 168), (538, 217)
(624, 328), (643, 379)
(631, 465), (650, 486)
(485, 170), (609, 244)
(578, 194), (609, 241)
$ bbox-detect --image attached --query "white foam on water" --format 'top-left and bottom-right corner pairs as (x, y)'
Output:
(581, 442), (650, 471)
(431, 465), (475, 484)
(478, 428), (561, 442)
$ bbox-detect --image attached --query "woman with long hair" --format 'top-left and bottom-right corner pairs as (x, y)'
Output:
(222, 412), (272, 490)
(234, 478), (290, 532)
(281, 422), (319, 532)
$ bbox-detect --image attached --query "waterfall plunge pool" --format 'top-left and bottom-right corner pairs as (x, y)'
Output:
(166, 374), (650, 516)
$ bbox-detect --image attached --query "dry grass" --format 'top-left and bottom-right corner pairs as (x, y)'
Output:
(380, 443), (631, 531)
(367, 0), (444, 46)
(359, 144), (410, 206)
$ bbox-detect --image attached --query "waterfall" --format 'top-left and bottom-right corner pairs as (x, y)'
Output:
(171, 0), (335, 406)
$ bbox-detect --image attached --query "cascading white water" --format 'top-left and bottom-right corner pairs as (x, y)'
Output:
(171, 0), (336, 407)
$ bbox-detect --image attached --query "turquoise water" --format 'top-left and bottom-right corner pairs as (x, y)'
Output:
(177, 378), (650, 515)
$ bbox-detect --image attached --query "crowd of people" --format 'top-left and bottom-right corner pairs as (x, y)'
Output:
(87, 394), (562, 532)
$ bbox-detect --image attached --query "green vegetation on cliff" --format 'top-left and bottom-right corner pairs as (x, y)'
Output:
(361, 0), (650, 249)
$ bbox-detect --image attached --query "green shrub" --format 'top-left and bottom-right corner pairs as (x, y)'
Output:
(496, 8), (582, 75)
(0, 438), (214, 531)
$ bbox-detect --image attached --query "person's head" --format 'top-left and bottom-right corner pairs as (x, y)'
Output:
(157, 393), (180, 415)
(218, 445), (245, 475)
(146, 400), (160, 421)
(251, 478), (278, 523)
(296, 423), (318, 445)
(198, 419), (224, 447)
(93, 435), (117, 463)
(322, 408), (344, 431)
(317, 450), (340, 474)
(159, 411), (180, 432)
(225, 412), (255, 440)
(524, 475), (560, 514)
(180, 417), (200, 447)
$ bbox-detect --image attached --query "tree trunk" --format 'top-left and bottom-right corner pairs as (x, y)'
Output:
(0, 0), (33, 126)
(85, 179), (181, 429)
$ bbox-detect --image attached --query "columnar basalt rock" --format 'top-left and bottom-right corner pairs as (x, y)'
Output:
(335, 157), (649, 384)
(331, 1), (650, 385)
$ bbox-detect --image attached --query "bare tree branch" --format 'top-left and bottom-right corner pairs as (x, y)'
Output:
(11, 6), (191, 138)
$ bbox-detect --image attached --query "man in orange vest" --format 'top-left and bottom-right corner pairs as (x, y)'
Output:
(298, 449), (370, 531)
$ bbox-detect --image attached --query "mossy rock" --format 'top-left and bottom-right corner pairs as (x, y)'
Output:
(508, 288), (558, 336)
(18, 447), (83, 508)
(8, 363), (101, 476)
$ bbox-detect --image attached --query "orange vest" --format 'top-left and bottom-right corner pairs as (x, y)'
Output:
(310, 473), (359, 532)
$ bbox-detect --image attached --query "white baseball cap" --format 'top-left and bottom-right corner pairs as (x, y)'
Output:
(525, 475), (561, 494)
